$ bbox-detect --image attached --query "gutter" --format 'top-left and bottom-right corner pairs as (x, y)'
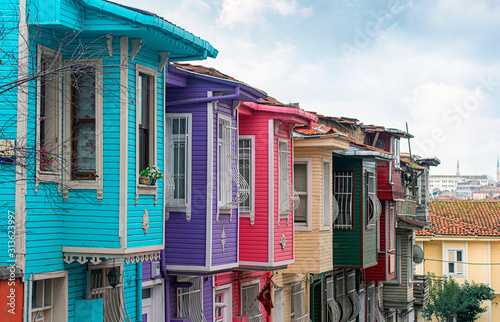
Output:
(167, 86), (240, 107)
(136, 262), (143, 322)
(160, 249), (170, 322)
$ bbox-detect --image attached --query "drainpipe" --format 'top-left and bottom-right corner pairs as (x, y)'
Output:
(136, 262), (143, 322)
(167, 86), (240, 107)
(238, 272), (242, 316)
(160, 249), (170, 322)
(293, 119), (314, 131)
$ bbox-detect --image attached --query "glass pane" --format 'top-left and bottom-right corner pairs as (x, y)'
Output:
(76, 122), (96, 173)
(449, 263), (454, 273)
(456, 251), (462, 262)
(44, 279), (52, 306)
(139, 74), (149, 126)
(139, 129), (145, 173)
(32, 280), (43, 309)
(174, 139), (186, 199)
(294, 164), (307, 192)
(295, 195), (307, 223)
(142, 288), (151, 299)
(73, 67), (96, 119)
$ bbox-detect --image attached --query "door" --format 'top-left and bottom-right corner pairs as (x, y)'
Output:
(142, 287), (152, 322)
(142, 282), (164, 322)
(215, 284), (232, 322)
(274, 287), (283, 321)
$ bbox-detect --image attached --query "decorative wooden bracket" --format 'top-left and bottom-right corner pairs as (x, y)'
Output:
(106, 34), (113, 57)
(130, 39), (142, 61)
(159, 51), (170, 72)
(233, 101), (240, 117)
(275, 120), (282, 135)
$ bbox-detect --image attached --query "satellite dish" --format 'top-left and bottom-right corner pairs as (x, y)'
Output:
(413, 245), (424, 264)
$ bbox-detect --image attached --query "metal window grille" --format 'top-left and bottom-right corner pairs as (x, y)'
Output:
(334, 171), (353, 229)
(279, 141), (295, 219)
(89, 267), (130, 322)
(326, 277), (341, 322)
(335, 274), (351, 322)
(219, 118), (249, 210)
(241, 283), (264, 322)
(239, 139), (252, 213)
(177, 277), (206, 322)
(347, 271), (360, 321)
(366, 172), (382, 227)
(290, 282), (308, 322)
(167, 116), (189, 206)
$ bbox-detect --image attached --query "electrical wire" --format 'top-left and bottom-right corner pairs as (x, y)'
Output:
(378, 248), (500, 266)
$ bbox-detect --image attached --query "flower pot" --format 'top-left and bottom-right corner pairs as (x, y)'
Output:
(139, 177), (149, 185)
(40, 163), (52, 171)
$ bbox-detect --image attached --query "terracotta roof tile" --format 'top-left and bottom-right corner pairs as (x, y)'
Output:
(295, 122), (350, 136)
(417, 200), (500, 237)
(350, 142), (394, 154)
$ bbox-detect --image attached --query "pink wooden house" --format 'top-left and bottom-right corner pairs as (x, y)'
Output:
(214, 99), (317, 321)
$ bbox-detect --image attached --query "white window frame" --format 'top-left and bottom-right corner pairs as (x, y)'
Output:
(294, 158), (311, 231)
(62, 58), (103, 200)
(290, 281), (308, 322)
(214, 283), (232, 322)
(135, 64), (158, 199)
(166, 114), (192, 219)
(279, 138), (293, 223)
(142, 279), (165, 322)
(239, 135), (255, 225)
(334, 170), (354, 230)
(218, 114), (236, 213)
(88, 261), (124, 322)
(29, 271), (68, 322)
(177, 276), (204, 321)
(393, 137), (401, 168)
(446, 248), (465, 276)
(386, 236), (402, 284)
(36, 45), (62, 185)
(322, 158), (331, 230)
(389, 204), (395, 251)
(241, 280), (263, 322)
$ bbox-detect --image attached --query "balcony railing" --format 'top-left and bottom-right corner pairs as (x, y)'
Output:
(413, 275), (429, 308)
(395, 197), (416, 218)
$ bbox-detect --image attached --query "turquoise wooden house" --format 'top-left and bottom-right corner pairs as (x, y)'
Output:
(0, 0), (216, 321)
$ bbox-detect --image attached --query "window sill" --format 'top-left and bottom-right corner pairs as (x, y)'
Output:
(294, 224), (311, 232)
(166, 205), (191, 222)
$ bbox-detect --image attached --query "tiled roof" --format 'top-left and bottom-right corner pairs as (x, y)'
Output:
(295, 122), (349, 136)
(350, 142), (393, 154)
(417, 200), (500, 237)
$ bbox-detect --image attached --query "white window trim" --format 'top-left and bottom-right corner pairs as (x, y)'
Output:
(446, 248), (465, 277)
(388, 205), (396, 252)
(239, 135), (255, 225)
(214, 283), (232, 322)
(135, 64), (158, 203)
(62, 58), (103, 200)
(278, 138), (293, 225)
(322, 158), (331, 231)
(386, 235), (402, 284)
(241, 279), (263, 321)
(294, 157), (311, 231)
(393, 137), (401, 169)
(166, 113), (192, 220)
(29, 271), (68, 322)
(36, 45), (62, 189)
(217, 114), (235, 215)
(290, 281), (308, 322)
(142, 280), (165, 322)
(176, 276), (204, 319)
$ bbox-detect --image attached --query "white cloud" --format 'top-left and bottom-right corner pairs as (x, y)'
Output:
(215, 0), (312, 28)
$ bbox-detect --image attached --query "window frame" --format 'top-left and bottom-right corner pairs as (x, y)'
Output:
(365, 171), (381, 229)
(29, 271), (68, 322)
(241, 280), (263, 322)
(393, 137), (401, 168)
(322, 158), (332, 230)
(62, 58), (103, 199)
(278, 138), (293, 223)
(239, 135), (255, 225)
(290, 281), (308, 322)
(386, 235), (402, 284)
(88, 261), (124, 322)
(446, 248), (465, 276)
(176, 276), (204, 321)
(217, 114), (235, 213)
(135, 64), (158, 199)
(36, 45), (62, 184)
(166, 114), (192, 217)
(334, 169), (355, 230)
(294, 157), (311, 231)
(389, 204), (395, 251)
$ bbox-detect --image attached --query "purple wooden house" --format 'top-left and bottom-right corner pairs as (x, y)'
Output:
(142, 63), (265, 322)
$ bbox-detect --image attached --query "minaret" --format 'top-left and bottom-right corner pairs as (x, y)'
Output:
(456, 159), (460, 177)
(497, 158), (500, 183)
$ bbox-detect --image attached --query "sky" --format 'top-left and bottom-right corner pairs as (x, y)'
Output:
(119, 0), (500, 179)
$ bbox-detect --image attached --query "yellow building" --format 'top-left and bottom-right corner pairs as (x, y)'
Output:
(415, 200), (500, 322)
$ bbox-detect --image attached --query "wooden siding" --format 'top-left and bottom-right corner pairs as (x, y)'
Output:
(285, 145), (334, 275)
(238, 112), (270, 263)
(333, 157), (362, 268)
(362, 160), (378, 268)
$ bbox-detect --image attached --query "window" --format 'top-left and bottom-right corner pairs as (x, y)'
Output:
(323, 160), (331, 230)
(177, 277), (204, 322)
(334, 171), (354, 229)
(279, 140), (294, 222)
(347, 271), (360, 320)
(31, 272), (67, 322)
(290, 282), (308, 322)
(37, 45), (61, 177)
(239, 136), (255, 225)
(447, 249), (464, 276)
(89, 265), (123, 322)
(366, 171), (381, 228)
(325, 277), (340, 322)
(389, 205), (395, 251)
(166, 115), (191, 209)
(294, 159), (310, 229)
(387, 236), (402, 283)
(215, 293), (224, 321)
(394, 138), (400, 168)
(137, 68), (156, 176)
(63, 59), (103, 196)
(241, 282), (263, 322)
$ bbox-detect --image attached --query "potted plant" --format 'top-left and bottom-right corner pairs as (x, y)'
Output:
(139, 165), (163, 185)
(40, 147), (53, 171)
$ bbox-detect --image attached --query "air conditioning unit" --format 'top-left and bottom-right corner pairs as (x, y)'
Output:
(151, 261), (161, 279)
(234, 317), (249, 322)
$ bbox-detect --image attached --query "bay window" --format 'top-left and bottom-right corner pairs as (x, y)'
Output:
(136, 67), (156, 176)
(239, 136), (255, 225)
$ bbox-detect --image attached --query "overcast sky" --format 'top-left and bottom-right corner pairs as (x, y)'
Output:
(119, 0), (500, 179)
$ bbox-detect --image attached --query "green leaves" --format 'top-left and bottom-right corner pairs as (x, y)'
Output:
(424, 273), (494, 321)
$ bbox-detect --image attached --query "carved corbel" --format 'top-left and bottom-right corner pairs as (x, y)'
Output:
(106, 34), (113, 57)
(130, 39), (142, 61)
(159, 51), (170, 72)
(275, 120), (282, 135)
